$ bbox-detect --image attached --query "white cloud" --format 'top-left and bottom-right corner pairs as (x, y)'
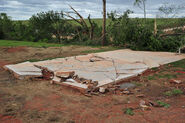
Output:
(0, 0), (184, 20)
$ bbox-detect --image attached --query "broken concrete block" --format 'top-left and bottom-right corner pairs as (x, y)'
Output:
(170, 79), (182, 84)
(99, 87), (106, 93)
(56, 71), (75, 79)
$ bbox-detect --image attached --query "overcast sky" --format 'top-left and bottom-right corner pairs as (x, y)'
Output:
(0, 0), (185, 20)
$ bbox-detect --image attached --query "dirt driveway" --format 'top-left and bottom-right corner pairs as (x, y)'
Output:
(0, 46), (185, 123)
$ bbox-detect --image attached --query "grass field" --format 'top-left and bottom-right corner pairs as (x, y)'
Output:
(17, 18), (185, 29)
(0, 40), (64, 47)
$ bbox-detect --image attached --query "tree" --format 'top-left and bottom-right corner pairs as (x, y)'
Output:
(0, 13), (13, 39)
(102, 0), (106, 46)
(134, 0), (147, 19)
(158, 3), (185, 18)
(13, 21), (28, 40)
(29, 11), (69, 42)
(0, 14), (4, 39)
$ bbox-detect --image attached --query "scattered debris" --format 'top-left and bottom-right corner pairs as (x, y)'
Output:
(121, 90), (133, 95)
(99, 87), (106, 93)
(34, 65), (54, 80)
(136, 94), (145, 98)
(56, 71), (75, 79)
(139, 100), (149, 110)
(170, 79), (182, 84)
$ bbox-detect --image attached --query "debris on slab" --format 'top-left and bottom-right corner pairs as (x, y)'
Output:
(4, 49), (185, 94)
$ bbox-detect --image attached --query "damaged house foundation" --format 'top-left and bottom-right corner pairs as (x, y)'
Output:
(4, 49), (185, 93)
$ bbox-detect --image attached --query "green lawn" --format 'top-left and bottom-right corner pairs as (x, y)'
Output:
(0, 40), (64, 47)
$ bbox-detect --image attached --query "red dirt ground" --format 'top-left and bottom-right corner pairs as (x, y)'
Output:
(5, 46), (27, 53)
(0, 61), (9, 67)
(21, 93), (185, 123)
(0, 46), (185, 123)
(0, 115), (22, 123)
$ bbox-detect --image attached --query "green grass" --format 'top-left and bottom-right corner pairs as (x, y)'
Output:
(169, 59), (185, 69)
(0, 40), (64, 48)
(147, 75), (156, 80)
(147, 72), (179, 80)
(16, 18), (185, 29)
(123, 108), (134, 116)
(81, 47), (120, 53)
(71, 18), (185, 31)
(69, 18), (111, 27)
(164, 89), (183, 96)
(157, 101), (170, 108)
(157, 74), (177, 79)
(27, 57), (65, 62)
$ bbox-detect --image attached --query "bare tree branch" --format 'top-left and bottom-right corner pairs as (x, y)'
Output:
(68, 5), (88, 29)
(64, 13), (83, 26)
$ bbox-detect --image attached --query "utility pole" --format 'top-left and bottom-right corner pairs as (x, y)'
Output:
(102, 0), (106, 46)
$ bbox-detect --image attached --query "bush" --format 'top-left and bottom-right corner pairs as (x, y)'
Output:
(107, 10), (184, 52)
(38, 38), (49, 43)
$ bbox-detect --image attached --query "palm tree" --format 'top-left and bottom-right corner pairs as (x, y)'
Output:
(134, 0), (147, 19)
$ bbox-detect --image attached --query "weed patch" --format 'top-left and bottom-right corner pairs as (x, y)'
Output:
(169, 59), (185, 69)
(123, 108), (134, 116)
(157, 101), (170, 108)
(164, 89), (183, 96)
(147, 76), (156, 80)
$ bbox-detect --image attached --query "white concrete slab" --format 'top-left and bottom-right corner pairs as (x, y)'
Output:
(4, 49), (185, 89)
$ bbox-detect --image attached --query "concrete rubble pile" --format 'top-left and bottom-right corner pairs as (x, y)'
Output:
(4, 49), (185, 94)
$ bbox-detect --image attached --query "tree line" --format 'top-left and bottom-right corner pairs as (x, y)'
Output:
(0, 1), (184, 52)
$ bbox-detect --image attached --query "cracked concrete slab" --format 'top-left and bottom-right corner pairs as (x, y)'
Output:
(4, 49), (185, 89)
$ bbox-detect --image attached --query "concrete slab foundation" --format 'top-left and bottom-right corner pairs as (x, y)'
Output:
(4, 49), (185, 90)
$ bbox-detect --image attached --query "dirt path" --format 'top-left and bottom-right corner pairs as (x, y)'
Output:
(0, 46), (185, 123)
